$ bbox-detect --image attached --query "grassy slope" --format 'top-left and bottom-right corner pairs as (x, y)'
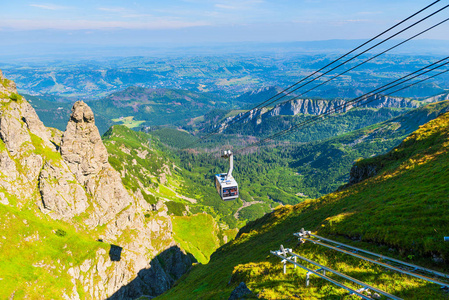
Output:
(172, 213), (221, 264)
(0, 203), (108, 299)
(158, 111), (449, 299)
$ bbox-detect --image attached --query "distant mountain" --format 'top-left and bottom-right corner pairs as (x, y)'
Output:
(84, 86), (230, 134)
(3, 53), (447, 100)
(286, 99), (449, 196)
(234, 86), (293, 105)
(212, 93), (445, 142)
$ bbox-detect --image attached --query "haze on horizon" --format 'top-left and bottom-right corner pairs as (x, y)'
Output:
(0, 0), (448, 58)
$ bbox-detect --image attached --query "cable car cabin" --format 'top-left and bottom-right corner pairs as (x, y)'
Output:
(215, 173), (238, 201)
(215, 150), (239, 201)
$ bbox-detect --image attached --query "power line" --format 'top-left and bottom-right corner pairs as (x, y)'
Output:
(219, 12), (449, 144)
(234, 58), (449, 153)
(227, 9), (449, 136)
(183, 1), (445, 149)
(240, 61), (449, 150)
(249, 0), (443, 111)
(272, 16), (449, 108)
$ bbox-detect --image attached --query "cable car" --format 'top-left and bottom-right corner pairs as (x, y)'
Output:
(215, 150), (239, 201)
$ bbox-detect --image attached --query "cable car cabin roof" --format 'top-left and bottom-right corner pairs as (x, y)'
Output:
(215, 173), (238, 187)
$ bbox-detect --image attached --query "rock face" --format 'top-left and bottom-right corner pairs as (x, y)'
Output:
(51, 100), (131, 226)
(0, 70), (193, 300)
(0, 69), (17, 95)
(108, 246), (192, 300)
(38, 161), (88, 219)
(61, 101), (109, 185)
(228, 282), (252, 300)
(347, 163), (381, 186)
(217, 94), (422, 131)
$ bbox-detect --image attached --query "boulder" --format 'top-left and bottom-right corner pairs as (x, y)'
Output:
(228, 282), (252, 300)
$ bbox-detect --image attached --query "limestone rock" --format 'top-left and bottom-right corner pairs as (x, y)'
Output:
(0, 69), (17, 96)
(60, 101), (131, 227)
(60, 101), (109, 185)
(217, 94), (422, 130)
(38, 161), (88, 219)
(0, 151), (18, 181)
(0, 103), (32, 155)
(19, 100), (55, 149)
(0, 80), (53, 154)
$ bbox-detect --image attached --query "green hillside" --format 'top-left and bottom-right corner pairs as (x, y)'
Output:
(158, 111), (449, 299)
(0, 201), (107, 299)
(88, 87), (231, 134)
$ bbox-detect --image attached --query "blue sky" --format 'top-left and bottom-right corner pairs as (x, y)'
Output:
(0, 1), (448, 47)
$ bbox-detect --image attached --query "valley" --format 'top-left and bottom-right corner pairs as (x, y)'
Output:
(1, 48), (449, 300)
(3, 0), (449, 298)
(159, 108), (449, 299)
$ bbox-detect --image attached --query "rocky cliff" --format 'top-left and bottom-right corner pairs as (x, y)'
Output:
(217, 94), (422, 131)
(0, 70), (192, 299)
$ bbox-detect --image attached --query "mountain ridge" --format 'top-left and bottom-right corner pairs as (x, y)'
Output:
(216, 93), (430, 133)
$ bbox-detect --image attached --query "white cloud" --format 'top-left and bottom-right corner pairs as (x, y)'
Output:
(214, 0), (264, 11)
(98, 7), (128, 13)
(30, 4), (71, 10)
(215, 4), (237, 10)
(122, 14), (155, 19)
(0, 19), (211, 30)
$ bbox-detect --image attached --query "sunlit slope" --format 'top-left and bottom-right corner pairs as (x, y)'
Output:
(0, 199), (107, 299)
(158, 111), (449, 299)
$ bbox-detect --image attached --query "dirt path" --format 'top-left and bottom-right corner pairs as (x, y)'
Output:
(234, 200), (265, 219)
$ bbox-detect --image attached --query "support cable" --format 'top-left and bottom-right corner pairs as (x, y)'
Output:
(182, 1), (447, 149)
(234, 59), (449, 153)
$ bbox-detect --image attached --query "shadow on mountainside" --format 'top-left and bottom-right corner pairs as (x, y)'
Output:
(107, 245), (196, 300)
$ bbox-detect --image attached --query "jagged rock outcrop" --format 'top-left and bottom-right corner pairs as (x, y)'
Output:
(217, 94), (422, 131)
(60, 101), (109, 185)
(0, 71), (53, 204)
(58, 101), (131, 226)
(0, 70), (193, 300)
(0, 69), (17, 96)
(0, 70), (54, 152)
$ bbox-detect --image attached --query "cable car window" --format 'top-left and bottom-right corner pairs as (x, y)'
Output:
(223, 187), (238, 197)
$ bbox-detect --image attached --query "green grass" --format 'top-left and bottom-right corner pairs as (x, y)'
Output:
(0, 202), (107, 299)
(111, 116), (145, 128)
(158, 111), (449, 299)
(171, 213), (221, 264)
(159, 185), (177, 198)
(166, 201), (187, 216)
(238, 203), (272, 221)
